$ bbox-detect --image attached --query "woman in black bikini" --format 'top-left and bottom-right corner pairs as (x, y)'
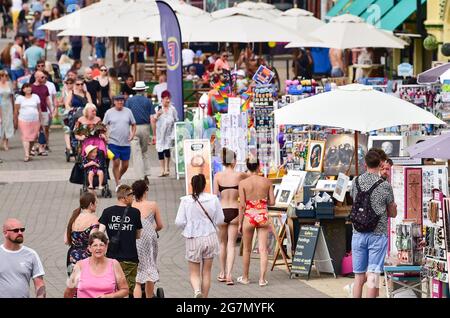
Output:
(213, 148), (247, 285)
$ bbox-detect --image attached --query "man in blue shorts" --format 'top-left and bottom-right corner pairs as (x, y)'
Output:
(103, 95), (136, 190)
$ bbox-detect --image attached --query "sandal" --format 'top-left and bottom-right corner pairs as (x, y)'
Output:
(30, 150), (36, 156)
(158, 172), (165, 177)
(24, 156), (30, 162)
(259, 280), (268, 287)
(88, 186), (94, 190)
(38, 151), (48, 156)
(217, 275), (227, 283)
(226, 279), (234, 286)
(236, 276), (250, 285)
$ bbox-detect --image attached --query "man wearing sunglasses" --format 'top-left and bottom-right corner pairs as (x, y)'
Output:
(0, 218), (46, 298)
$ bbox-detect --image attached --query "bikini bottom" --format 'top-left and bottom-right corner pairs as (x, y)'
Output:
(223, 208), (239, 224)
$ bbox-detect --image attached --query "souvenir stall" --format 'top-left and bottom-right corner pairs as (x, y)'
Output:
(272, 83), (445, 279)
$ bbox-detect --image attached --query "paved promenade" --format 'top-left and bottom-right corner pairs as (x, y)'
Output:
(0, 129), (328, 298)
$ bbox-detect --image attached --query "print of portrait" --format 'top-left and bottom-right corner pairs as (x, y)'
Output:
(306, 140), (326, 172)
(278, 190), (291, 203)
(324, 135), (368, 176)
(368, 136), (403, 158)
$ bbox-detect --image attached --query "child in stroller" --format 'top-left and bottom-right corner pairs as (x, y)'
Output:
(83, 145), (104, 190)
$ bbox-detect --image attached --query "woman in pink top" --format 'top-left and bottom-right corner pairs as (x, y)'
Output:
(213, 51), (230, 74)
(64, 231), (129, 298)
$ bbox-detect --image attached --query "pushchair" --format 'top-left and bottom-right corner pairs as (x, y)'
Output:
(63, 107), (83, 162)
(69, 137), (113, 198)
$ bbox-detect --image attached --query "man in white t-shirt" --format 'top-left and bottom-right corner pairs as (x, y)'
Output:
(152, 73), (167, 104)
(182, 45), (195, 68)
(0, 218), (46, 298)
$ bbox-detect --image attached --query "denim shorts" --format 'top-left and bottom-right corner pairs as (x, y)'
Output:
(352, 232), (388, 274)
(108, 144), (131, 161)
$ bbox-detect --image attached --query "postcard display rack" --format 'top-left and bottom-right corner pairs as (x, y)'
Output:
(220, 112), (248, 172)
(390, 165), (450, 297)
(252, 84), (275, 174)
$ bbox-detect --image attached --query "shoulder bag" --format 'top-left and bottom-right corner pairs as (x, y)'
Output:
(195, 199), (217, 231)
(108, 206), (130, 254)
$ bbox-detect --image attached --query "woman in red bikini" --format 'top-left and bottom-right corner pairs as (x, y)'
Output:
(213, 148), (248, 285)
(237, 157), (275, 287)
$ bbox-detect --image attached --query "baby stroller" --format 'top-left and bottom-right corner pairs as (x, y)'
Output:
(69, 137), (113, 198)
(64, 107), (83, 162)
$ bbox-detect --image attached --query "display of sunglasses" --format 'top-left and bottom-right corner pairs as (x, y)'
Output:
(7, 227), (25, 233)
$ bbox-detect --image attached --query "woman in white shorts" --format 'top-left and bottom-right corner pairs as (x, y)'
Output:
(175, 174), (224, 298)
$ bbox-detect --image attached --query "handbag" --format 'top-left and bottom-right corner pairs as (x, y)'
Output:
(69, 162), (84, 184)
(108, 206), (130, 254)
(341, 252), (353, 276)
(195, 199), (217, 231)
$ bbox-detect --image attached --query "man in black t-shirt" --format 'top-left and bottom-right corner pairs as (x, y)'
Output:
(99, 185), (142, 297)
(83, 67), (101, 106)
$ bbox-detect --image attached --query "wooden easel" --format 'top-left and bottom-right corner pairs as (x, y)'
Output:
(269, 212), (291, 273)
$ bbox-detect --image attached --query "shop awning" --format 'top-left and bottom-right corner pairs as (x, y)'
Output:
(378, 0), (427, 31)
(325, 0), (351, 20)
(343, 0), (376, 17)
(359, 0), (394, 22)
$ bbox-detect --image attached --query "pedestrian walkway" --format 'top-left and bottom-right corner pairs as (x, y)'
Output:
(0, 129), (328, 298)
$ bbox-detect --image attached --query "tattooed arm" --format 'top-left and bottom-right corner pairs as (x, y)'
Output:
(33, 276), (46, 298)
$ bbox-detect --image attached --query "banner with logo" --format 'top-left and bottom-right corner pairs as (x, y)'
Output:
(156, 1), (184, 120)
(184, 139), (212, 195)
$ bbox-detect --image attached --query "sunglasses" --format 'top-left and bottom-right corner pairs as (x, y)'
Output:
(100, 69), (107, 72)
(75, 83), (83, 86)
(7, 227), (25, 233)
(37, 64), (44, 68)
(127, 192), (134, 196)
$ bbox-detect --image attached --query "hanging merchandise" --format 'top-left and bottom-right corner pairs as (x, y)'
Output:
(220, 112), (248, 170)
(253, 84), (275, 175)
(395, 221), (422, 265)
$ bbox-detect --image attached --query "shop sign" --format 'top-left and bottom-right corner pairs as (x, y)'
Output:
(397, 63), (413, 77)
(184, 139), (213, 195)
(252, 65), (275, 85)
(291, 225), (320, 278)
(390, 156), (422, 166)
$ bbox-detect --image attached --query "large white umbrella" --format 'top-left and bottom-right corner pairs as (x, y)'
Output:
(192, 7), (317, 43)
(274, 8), (325, 33)
(235, 1), (281, 19)
(274, 84), (445, 133)
(58, 5), (316, 43)
(286, 14), (405, 49)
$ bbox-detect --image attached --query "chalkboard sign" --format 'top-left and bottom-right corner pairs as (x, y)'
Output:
(291, 225), (320, 278)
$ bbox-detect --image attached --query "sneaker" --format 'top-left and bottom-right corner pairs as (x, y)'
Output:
(343, 283), (354, 298)
(194, 290), (203, 298)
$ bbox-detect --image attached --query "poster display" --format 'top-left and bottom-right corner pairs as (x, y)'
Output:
(389, 166), (406, 254)
(184, 139), (213, 195)
(174, 122), (193, 177)
(324, 134), (367, 176)
(253, 84), (275, 173)
(220, 113), (248, 164)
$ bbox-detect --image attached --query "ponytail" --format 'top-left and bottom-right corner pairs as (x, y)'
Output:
(66, 207), (81, 245)
(191, 174), (206, 201)
(66, 192), (96, 245)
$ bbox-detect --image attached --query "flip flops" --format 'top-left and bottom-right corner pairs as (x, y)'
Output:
(217, 275), (227, 282)
(226, 279), (234, 286)
(236, 276), (250, 285)
(259, 280), (268, 287)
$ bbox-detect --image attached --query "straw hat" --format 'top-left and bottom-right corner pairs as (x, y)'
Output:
(85, 145), (98, 156)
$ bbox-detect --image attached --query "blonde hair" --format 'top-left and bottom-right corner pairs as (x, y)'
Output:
(116, 185), (132, 199)
(82, 103), (97, 117)
(0, 70), (8, 79)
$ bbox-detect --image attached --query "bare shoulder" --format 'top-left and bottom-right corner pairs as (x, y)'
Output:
(148, 201), (158, 210)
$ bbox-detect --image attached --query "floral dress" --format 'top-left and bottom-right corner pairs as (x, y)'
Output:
(0, 83), (14, 139)
(66, 224), (99, 276)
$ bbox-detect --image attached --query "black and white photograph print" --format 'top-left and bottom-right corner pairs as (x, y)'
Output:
(368, 136), (403, 157)
(323, 134), (368, 176)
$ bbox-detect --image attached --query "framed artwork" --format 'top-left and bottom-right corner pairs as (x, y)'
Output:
(333, 173), (350, 202)
(368, 136), (403, 157)
(304, 172), (322, 187)
(315, 180), (337, 191)
(305, 140), (326, 172)
(405, 168), (423, 226)
(275, 186), (295, 206)
(323, 134), (368, 176)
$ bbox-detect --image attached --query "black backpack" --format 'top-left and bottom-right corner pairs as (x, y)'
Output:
(350, 177), (384, 233)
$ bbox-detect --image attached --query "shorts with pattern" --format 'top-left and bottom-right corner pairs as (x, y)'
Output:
(185, 232), (219, 263)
